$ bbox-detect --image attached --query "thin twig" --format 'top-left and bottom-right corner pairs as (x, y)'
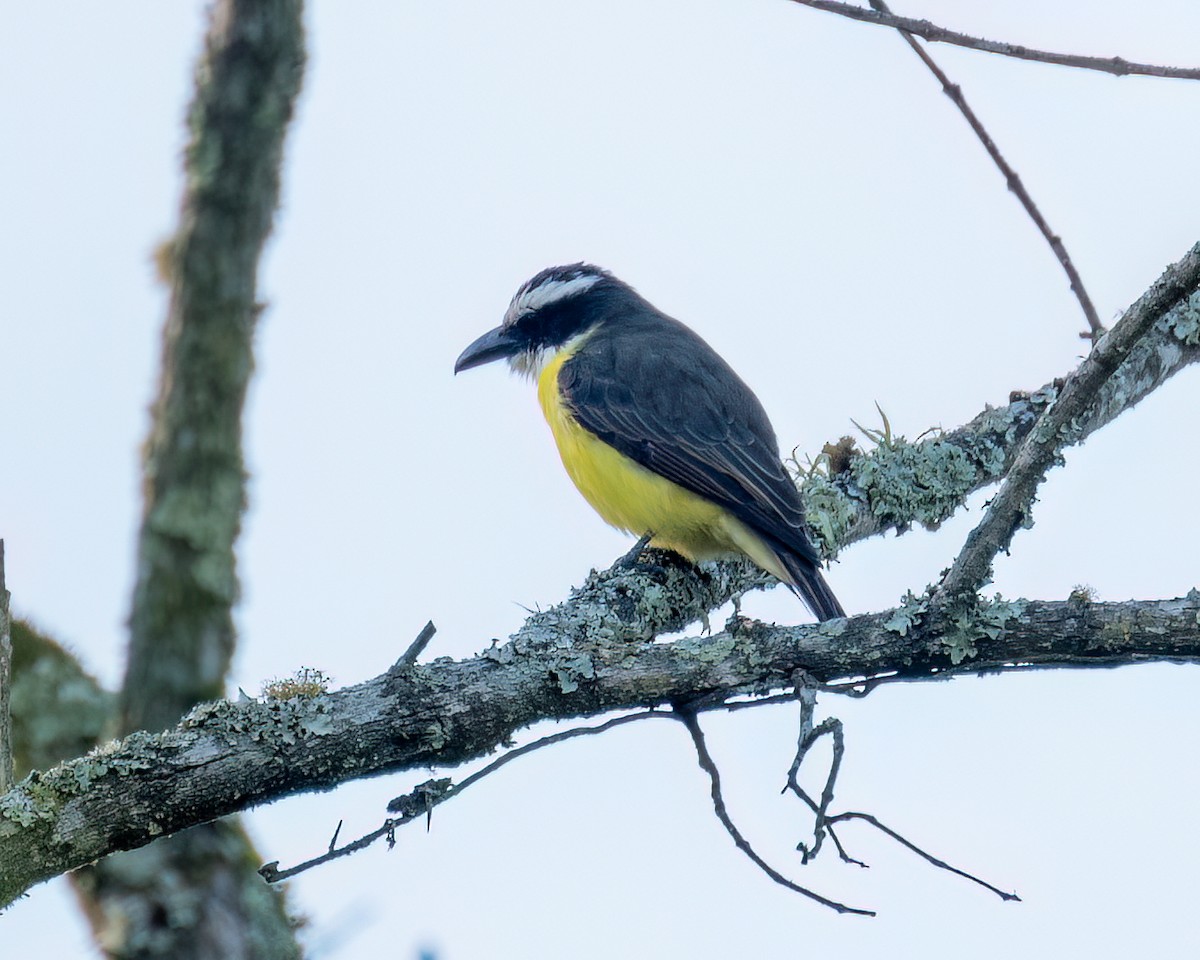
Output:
(779, 677), (864, 867)
(828, 811), (1020, 902)
(785, 682), (846, 863)
(780, 677), (1017, 894)
(675, 705), (874, 916)
(260, 819), (398, 884)
(937, 245), (1200, 603)
(865, 0), (1103, 340)
(788, 0), (1200, 80)
(391, 710), (668, 813)
(261, 710), (668, 883)
(787, 780), (869, 868)
(392, 620), (437, 670)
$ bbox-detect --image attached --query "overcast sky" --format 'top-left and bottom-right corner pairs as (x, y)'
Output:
(3, 1), (1199, 956)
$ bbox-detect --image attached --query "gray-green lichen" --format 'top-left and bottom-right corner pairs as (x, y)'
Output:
(549, 654), (596, 694)
(0, 786), (52, 828)
(807, 385), (1060, 552)
(882, 592), (930, 638)
(880, 592), (1028, 666)
(853, 437), (982, 531)
(1096, 617), (1135, 651)
(0, 734), (164, 830)
(676, 634), (738, 665)
(261, 667), (331, 701)
(1163, 289), (1200, 346)
(182, 695), (335, 745)
(815, 617), (848, 640)
(800, 472), (857, 557)
(941, 597), (1028, 665)
(1068, 584), (1099, 605)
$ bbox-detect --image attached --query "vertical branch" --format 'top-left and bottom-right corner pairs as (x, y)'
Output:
(75, 3), (308, 958)
(0, 541), (13, 793)
(120, 0), (306, 737)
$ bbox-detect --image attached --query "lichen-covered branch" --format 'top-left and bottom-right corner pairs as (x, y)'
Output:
(2, 592), (1197, 907)
(799, 244), (1200, 561)
(937, 244), (1200, 603)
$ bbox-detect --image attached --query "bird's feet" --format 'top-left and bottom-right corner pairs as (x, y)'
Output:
(614, 533), (654, 571)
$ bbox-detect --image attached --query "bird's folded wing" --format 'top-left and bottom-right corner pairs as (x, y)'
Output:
(557, 333), (820, 567)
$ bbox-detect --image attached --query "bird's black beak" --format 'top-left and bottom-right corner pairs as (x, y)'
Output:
(454, 325), (523, 374)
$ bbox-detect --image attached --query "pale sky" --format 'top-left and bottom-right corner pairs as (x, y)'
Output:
(3, 1), (1199, 957)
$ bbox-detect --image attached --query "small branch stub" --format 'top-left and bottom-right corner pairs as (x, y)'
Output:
(393, 620), (437, 671)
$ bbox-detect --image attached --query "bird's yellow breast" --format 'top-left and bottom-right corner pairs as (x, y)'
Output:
(536, 349), (786, 579)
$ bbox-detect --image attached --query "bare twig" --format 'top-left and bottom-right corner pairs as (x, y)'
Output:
(779, 679), (1011, 895)
(393, 620), (437, 670)
(785, 681), (846, 863)
(261, 710), (668, 883)
(0, 541), (13, 793)
(675, 705), (874, 916)
(937, 244), (1200, 603)
(828, 811), (1020, 902)
(260, 819), (398, 884)
(788, 0), (1200, 80)
(865, 0), (1103, 340)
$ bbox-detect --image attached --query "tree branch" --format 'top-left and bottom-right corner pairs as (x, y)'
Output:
(936, 243), (1200, 604)
(121, 0), (305, 737)
(787, 0), (1200, 80)
(2, 592), (1196, 907)
(801, 245), (1200, 563)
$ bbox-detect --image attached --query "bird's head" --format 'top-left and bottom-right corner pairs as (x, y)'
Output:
(455, 263), (625, 379)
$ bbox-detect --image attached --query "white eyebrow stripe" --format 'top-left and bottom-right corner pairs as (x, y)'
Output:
(507, 272), (603, 323)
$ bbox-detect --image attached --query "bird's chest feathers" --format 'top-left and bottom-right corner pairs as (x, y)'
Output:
(537, 351), (620, 507)
(535, 350), (731, 557)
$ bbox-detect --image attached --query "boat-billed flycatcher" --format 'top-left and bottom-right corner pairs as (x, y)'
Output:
(454, 263), (845, 621)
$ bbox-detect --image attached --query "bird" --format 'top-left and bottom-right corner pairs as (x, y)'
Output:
(454, 263), (845, 621)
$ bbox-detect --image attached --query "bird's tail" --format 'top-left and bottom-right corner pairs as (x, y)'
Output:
(779, 550), (846, 622)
